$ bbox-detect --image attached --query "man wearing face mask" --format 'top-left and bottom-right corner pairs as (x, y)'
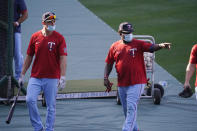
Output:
(19, 12), (67, 131)
(104, 22), (171, 131)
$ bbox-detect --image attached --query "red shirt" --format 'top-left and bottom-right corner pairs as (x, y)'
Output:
(105, 39), (152, 87)
(27, 30), (67, 79)
(189, 44), (197, 86)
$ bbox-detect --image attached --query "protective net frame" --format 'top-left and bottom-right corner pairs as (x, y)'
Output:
(0, 0), (14, 98)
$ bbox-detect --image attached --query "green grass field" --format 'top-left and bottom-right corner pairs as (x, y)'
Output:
(21, 78), (117, 94)
(79, 0), (197, 85)
(59, 78), (117, 93)
(14, 0), (197, 95)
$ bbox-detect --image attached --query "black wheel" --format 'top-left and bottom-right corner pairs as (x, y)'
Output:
(153, 88), (161, 105)
(147, 83), (164, 98)
(42, 93), (46, 107)
(116, 90), (121, 105)
(154, 84), (164, 98)
(147, 86), (152, 96)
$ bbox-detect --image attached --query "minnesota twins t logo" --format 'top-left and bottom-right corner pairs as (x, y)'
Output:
(129, 48), (137, 57)
(48, 42), (55, 51)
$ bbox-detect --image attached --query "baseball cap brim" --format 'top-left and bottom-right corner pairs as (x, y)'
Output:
(121, 30), (133, 34)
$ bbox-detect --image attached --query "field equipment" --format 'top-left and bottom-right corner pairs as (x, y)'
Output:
(116, 35), (164, 105)
(6, 83), (23, 124)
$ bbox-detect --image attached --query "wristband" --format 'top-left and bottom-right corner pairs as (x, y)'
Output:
(158, 44), (164, 48)
(104, 75), (108, 79)
(15, 21), (19, 26)
(60, 76), (65, 80)
(158, 44), (162, 48)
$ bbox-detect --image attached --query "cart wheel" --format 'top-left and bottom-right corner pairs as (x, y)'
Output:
(42, 93), (46, 107)
(153, 88), (161, 105)
(147, 83), (164, 97)
(116, 90), (121, 105)
(154, 84), (164, 98)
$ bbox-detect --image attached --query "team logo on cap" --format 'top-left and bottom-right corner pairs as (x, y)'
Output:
(127, 24), (131, 29)
(48, 42), (56, 51)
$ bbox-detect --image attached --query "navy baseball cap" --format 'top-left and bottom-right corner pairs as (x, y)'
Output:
(118, 22), (134, 34)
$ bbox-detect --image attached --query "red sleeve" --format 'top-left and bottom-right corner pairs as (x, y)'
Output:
(21, 10), (28, 14)
(27, 35), (35, 56)
(189, 44), (197, 64)
(141, 41), (152, 52)
(58, 35), (67, 56)
(105, 45), (115, 64)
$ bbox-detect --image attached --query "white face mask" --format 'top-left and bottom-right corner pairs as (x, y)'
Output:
(47, 25), (56, 31)
(123, 34), (133, 42)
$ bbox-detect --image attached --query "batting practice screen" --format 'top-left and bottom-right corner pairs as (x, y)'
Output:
(0, 0), (14, 98)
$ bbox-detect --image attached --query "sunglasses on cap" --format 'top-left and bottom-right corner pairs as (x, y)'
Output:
(44, 13), (56, 22)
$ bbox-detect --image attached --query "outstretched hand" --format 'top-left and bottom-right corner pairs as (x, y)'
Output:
(159, 43), (171, 49)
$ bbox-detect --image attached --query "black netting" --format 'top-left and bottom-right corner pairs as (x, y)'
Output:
(0, 0), (14, 98)
(0, 0), (8, 79)
(0, 0), (8, 23)
(0, 28), (7, 78)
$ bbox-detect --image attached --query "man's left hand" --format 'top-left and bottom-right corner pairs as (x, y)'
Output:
(58, 76), (66, 91)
